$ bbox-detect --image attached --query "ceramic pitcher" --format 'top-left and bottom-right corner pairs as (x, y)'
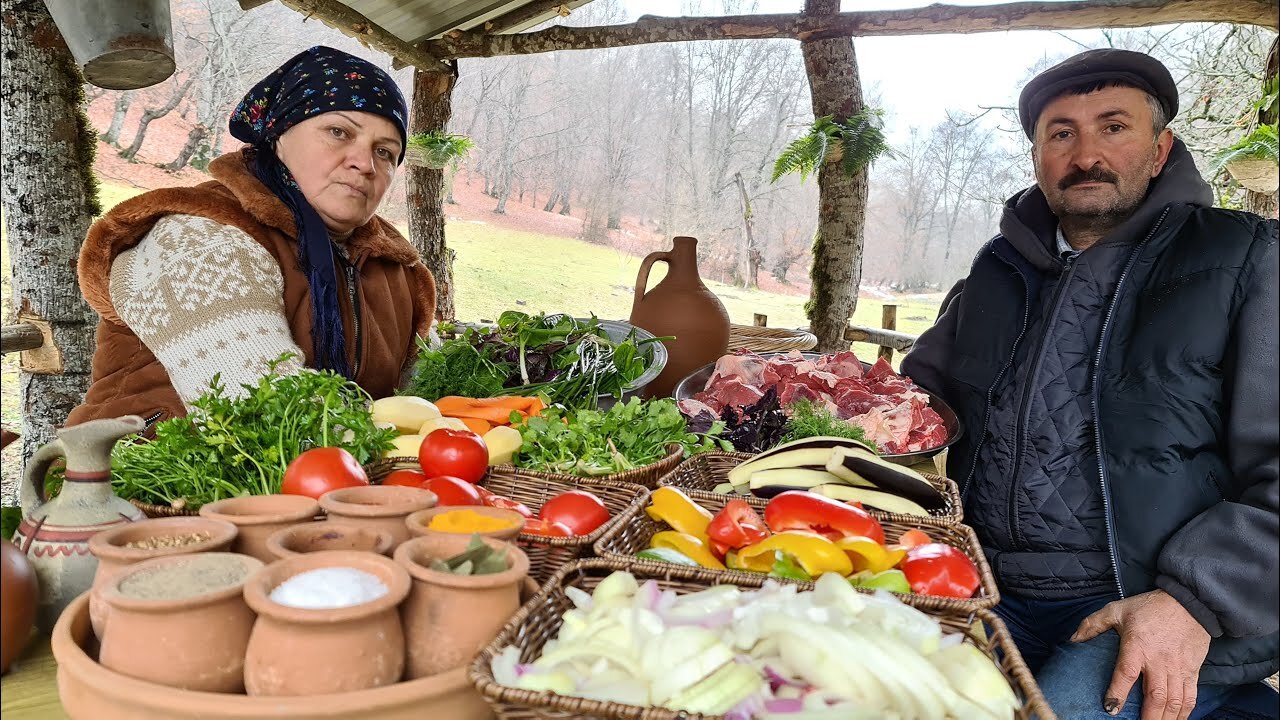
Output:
(629, 236), (731, 397)
(12, 416), (146, 632)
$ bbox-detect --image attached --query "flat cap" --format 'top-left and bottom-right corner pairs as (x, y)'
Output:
(1018, 48), (1178, 139)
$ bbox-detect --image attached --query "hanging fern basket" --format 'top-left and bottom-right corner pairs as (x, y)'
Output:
(1225, 159), (1279, 193)
(404, 146), (453, 170)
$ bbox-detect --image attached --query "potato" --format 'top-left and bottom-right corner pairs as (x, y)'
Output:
(371, 396), (441, 434)
(483, 425), (523, 466)
(419, 416), (470, 436)
(386, 434), (425, 458)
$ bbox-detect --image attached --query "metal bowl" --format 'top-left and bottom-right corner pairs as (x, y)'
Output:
(672, 352), (963, 466)
(535, 315), (668, 408)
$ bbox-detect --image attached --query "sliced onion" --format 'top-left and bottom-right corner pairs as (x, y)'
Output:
(764, 698), (806, 713)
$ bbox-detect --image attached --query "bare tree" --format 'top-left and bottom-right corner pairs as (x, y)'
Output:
(119, 73), (197, 161)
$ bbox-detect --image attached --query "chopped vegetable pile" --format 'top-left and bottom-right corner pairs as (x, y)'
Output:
(492, 570), (1019, 718)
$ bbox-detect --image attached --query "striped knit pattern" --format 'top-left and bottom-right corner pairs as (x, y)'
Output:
(109, 214), (304, 408)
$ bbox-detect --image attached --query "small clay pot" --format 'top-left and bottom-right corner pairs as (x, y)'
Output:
(98, 552), (263, 693)
(243, 550), (411, 697)
(265, 522), (395, 561)
(404, 506), (526, 542)
(199, 495), (320, 563)
(88, 516), (238, 640)
(393, 534), (529, 679)
(319, 486), (436, 548)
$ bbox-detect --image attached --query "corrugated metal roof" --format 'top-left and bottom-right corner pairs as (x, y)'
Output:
(335, 0), (594, 45)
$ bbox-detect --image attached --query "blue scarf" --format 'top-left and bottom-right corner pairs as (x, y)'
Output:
(229, 46), (408, 378)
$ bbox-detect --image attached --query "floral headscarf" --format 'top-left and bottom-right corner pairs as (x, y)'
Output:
(229, 46), (409, 379)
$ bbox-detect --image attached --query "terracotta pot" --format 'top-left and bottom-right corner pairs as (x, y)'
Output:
(319, 485), (436, 548)
(52, 593), (493, 720)
(243, 550), (411, 697)
(87, 516), (238, 640)
(404, 506), (526, 542)
(265, 522), (394, 561)
(1, 539), (39, 674)
(198, 495), (320, 563)
(13, 416), (147, 633)
(629, 236), (730, 398)
(393, 534), (529, 679)
(98, 552), (263, 693)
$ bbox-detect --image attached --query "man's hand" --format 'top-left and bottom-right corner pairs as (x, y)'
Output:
(1071, 590), (1211, 720)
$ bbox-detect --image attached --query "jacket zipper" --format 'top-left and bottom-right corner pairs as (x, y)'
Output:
(961, 253), (1032, 499)
(1007, 254), (1079, 549)
(344, 262), (363, 378)
(1092, 207), (1170, 599)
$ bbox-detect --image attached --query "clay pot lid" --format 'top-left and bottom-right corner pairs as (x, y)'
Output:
(102, 552), (264, 612)
(244, 550), (411, 623)
(266, 522), (395, 560)
(198, 495), (321, 526)
(404, 506), (526, 542)
(393, 534), (530, 590)
(319, 486), (437, 518)
(90, 517), (239, 562)
(50, 593), (483, 716)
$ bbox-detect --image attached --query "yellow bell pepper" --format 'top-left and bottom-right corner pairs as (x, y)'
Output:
(646, 487), (714, 540)
(836, 536), (907, 574)
(736, 531), (853, 577)
(649, 531), (725, 570)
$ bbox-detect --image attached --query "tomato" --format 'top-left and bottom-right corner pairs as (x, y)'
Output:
(381, 469), (430, 488)
(476, 486), (533, 518)
(522, 518), (574, 538)
(538, 490), (610, 536)
(900, 543), (981, 598)
(421, 475), (483, 506)
(418, 429), (488, 483)
(706, 499), (770, 552)
(281, 447), (368, 499)
(897, 529), (933, 549)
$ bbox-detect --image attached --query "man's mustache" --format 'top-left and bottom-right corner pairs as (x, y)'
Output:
(1059, 166), (1119, 190)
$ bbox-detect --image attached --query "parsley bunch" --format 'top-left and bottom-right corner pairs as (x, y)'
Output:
(111, 356), (396, 508)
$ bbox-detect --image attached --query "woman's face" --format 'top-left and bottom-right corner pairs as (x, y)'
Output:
(275, 111), (402, 237)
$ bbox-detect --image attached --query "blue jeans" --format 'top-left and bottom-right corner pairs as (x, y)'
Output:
(995, 591), (1279, 719)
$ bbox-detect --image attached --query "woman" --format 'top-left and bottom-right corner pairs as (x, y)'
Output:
(67, 46), (435, 427)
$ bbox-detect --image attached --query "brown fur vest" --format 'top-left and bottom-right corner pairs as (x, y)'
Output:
(67, 150), (435, 427)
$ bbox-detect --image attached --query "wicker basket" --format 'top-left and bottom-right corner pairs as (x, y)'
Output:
(469, 559), (1056, 720)
(659, 451), (965, 523)
(594, 486), (998, 611)
(727, 324), (818, 353)
(366, 460), (649, 584)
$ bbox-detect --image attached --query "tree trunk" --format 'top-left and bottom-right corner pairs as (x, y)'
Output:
(802, 0), (868, 352)
(406, 64), (458, 321)
(101, 91), (134, 146)
(164, 124), (209, 172)
(734, 171), (760, 289)
(0, 0), (101, 491)
(543, 190), (559, 212)
(119, 76), (195, 161)
(1246, 35), (1278, 218)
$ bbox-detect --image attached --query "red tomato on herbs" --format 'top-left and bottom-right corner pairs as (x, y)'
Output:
(422, 475), (483, 506)
(281, 447), (369, 499)
(381, 469), (429, 488)
(538, 490), (610, 535)
(900, 543), (981, 598)
(418, 429), (488, 483)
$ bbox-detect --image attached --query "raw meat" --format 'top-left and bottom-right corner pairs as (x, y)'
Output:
(684, 350), (950, 454)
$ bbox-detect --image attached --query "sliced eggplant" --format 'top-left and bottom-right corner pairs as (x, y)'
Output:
(812, 484), (932, 517)
(827, 446), (944, 511)
(747, 468), (851, 492)
(727, 436), (873, 487)
(713, 482), (737, 495)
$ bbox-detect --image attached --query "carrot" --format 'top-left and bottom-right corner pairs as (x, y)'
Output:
(458, 417), (493, 435)
(434, 395), (546, 425)
(448, 406), (519, 424)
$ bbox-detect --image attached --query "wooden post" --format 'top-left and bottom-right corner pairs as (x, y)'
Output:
(753, 313), (768, 327)
(878, 304), (897, 362)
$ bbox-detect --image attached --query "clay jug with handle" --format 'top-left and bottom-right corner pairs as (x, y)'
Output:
(630, 236), (730, 398)
(12, 416), (146, 632)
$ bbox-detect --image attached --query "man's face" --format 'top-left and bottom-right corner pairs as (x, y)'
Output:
(1032, 85), (1174, 225)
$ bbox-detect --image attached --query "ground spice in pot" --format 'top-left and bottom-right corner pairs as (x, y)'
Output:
(123, 532), (212, 550)
(118, 554), (252, 601)
(428, 509), (520, 534)
(269, 568), (389, 609)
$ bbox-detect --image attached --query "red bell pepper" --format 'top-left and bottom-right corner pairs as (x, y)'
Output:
(900, 543), (981, 598)
(706, 500), (769, 556)
(764, 491), (885, 544)
(522, 518), (574, 538)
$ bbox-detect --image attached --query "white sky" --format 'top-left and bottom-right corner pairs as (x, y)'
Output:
(627, 0), (1170, 140)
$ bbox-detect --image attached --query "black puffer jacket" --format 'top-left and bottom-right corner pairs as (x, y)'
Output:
(902, 140), (1279, 685)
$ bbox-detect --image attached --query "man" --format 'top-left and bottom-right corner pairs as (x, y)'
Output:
(902, 49), (1278, 719)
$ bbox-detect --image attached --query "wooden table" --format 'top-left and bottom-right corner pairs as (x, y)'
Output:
(1, 634), (67, 720)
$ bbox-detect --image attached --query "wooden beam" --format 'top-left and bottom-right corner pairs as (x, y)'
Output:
(238, 0), (274, 9)
(845, 324), (918, 352)
(2, 323), (44, 355)
(421, 0), (1278, 59)
(272, 0), (449, 71)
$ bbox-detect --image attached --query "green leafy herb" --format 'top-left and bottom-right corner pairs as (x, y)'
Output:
(513, 397), (727, 476)
(781, 399), (878, 452)
(1, 506), (22, 542)
(111, 355), (396, 509)
(429, 534), (509, 576)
